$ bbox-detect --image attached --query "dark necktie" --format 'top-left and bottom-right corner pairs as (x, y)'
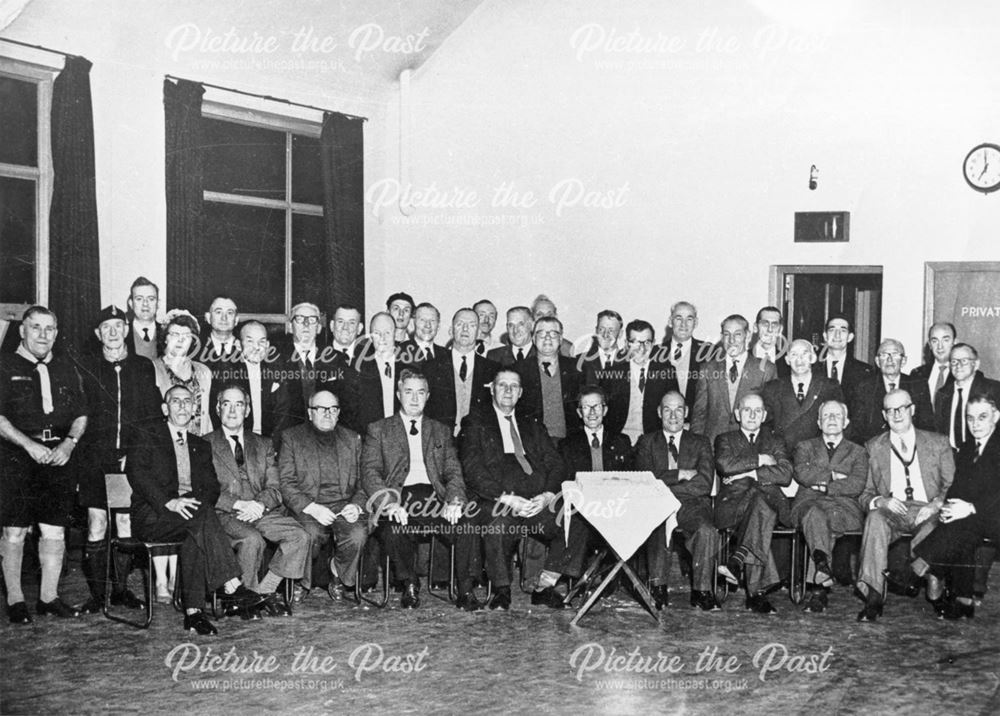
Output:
(748, 432), (756, 446)
(953, 387), (965, 447)
(475, 340), (486, 356)
(888, 381), (896, 392)
(504, 415), (533, 475)
(591, 432), (601, 449)
(384, 361), (392, 378)
(667, 434), (679, 463)
(459, 355), (468, 382)
(797, 382), (805, 403)
(410, 420), (418, 436)
(831, 363), (839, 382)
(542, 361), (552, 377)
(230, 434), (245, 466)
(826, 441), (836, 459)
(729, 360), (738, 384)
(638, 366), (646, 393)
(516, 349), (524, 362)
(143, 327), (150, 342)
(674, 343), (682, 362)
(175, 431), (185, 446)
(974, 440), (982, 462)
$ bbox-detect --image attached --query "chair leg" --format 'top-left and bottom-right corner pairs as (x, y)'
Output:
(356, 547), (390, 608)
(425, 536), (456, 603)
(789, 532), (803, 604)
(103, 544), (155, 629)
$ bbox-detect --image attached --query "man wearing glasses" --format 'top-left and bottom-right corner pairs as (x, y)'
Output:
(517, 316), (583, 446)
(849, 339), (933, 445)
(278, 389), (367, 601)
(855, 388), (954, 622)
(934, 343), (1000, 450)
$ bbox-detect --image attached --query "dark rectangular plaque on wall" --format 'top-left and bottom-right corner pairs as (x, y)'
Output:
(794, 211), (850, 243)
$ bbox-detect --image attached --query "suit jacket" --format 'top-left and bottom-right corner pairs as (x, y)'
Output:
(933, 371), (1000, 446)
(277, 423), (366, 514)
(909, 361), (954, 410)
(198, 332), (241, 380)
(517, 354), (584, 435)
(691, 354), (777, 445)
(272, 341), (360, 435)
(600, 356), (680, 436)
(848, 373), (935, 445)
(714, 425), (792, 525)
(458, 407), (565, 501)
(860, 429), (955, 509)
(354, 349), (404, 431)
(360, 414), (467, 510)
(812, 354), (874, 407)
(207, 359), (290, 437)
(128, 423), (219, 526)
(761, 375), (844, 452)
(559, 428), (633, 476)
(423, 349), (499, 433)
(945, 433), (1000, 536)
(790, 436), (868, 523)
(397, 339), (445, 367)
(749, 338), (790, 379)
(665, 337), (712, 407)
(207, 428), (282, 513)
(577, 338), (627, 384)
(635, 429), (714, 502)
(486, 343), (535, 368)
(128, 319), (163, 361)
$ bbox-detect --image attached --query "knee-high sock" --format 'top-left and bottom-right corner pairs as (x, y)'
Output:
(38, 537), (66, 603)
(0, 537), (25, 605)
(84, 539), (108, 600)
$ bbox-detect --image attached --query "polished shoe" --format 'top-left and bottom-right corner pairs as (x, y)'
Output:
(883, 568), (919, 598)
(184, 610), (218, 635)
(691, 590), (721, 612)
(803, 588), (828, 613)
(223, 584), (268, 609)
(77, 596), (103, 615)
(745, 593), (777, 615)
(718, 555), (744, 586)
(812, 550), (835, 588)
(943, 599), (975, 620)
(327, 582), (348, 602)
(489, 586), (511, 611)
(456, 591), (485, 612)
(857, 591), (883, 622)
(530, 587), (565, 610)
(650, 584), (669, 611)
(7, 601), (32, 624)
(110, 589), (146, 610)
(36, 597), (80, 618)
(401, 583), (421, 609)
(259, 593), (291, 617)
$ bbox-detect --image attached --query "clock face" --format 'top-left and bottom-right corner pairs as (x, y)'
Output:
(963, 143), (1000, 193)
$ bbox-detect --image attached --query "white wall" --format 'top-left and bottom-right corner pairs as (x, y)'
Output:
(376, 0), (1000, 356)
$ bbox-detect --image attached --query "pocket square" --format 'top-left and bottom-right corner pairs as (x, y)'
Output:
(270, 382), (280, 393)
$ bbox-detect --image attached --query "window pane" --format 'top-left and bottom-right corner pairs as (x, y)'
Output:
(201, 202), (285, 313)
(201, 118), (286, 199)
(0, 177), (37, 303)
(292, 134), (323, 205)
(291, 213), (326, 306)
(0, 76), (38, 166)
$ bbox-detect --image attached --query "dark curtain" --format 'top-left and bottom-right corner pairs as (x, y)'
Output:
(319, 112), (365, 318)
(163, 78), (205, 311)
(48, 55), (100, 355)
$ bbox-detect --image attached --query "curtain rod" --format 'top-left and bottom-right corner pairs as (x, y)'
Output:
(0, 36), (81, 59)
(165, 74), (367, 122)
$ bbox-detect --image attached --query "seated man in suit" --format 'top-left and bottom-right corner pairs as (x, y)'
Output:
(715, 392), (793, 614)
(398, 302), (443, 366)
(126, 276), (162, 361)
(850, 339), (934, 444)
(459, 368), (585, 610)
(636, 391), (720, 612)
(209, 385), (310, 617)
(792, 400), (867, 613)
(361, 369), (482, 611)
(762, 339), (843, 454)
(662, 301), (710, 412)
(935, 343), (1000, 450)
(387, 292), (415, 344)
(278, 389), (368, 601)
(129, 385), (266, 634)
(424, 308), (498, 437)
(488, 306), (535, 367)
(209, 320), (288, 436)
(813, 314), (874, 408)
(200, 295), (240, 377)
(518, 316), (583, 445)
(749, 306), (789, 379)
(692, 314), (777, 447)
(908, 322), (956, 414)
(912, 396), (1000, 619)
(606, 319), (678, 444)
(856, 388), (954, 622)
(474, 299), (502, 355)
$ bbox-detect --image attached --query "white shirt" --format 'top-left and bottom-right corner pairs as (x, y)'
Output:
(887, 427), (927, 504)
(451, 349), (475, 377)
(662, 429), (683, 469)
(671, 339), (692, 395)
(588, 425), (606, 447)
(245, 359), (263, 434)
(950, 378), (974, 447)
(222, 426), (245, 459)
(401, 415), (431, 486)
(791, 374), (812, 396)
(293, 343), (317, 366)
(494, 405), (518, 453)
(825, 356), (845, 383)
(376, 356), (395, 418)
(211, 336), (238, 355)
(882, 375), (902, 393)
(927, 362), (950, 409)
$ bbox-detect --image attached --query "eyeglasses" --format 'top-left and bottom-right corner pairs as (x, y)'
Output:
(950, 358), (975, 367)
(882, 404), (912, 417)
(309, 405), (340, 415)
(628, 339), (652, 347)
(292, 316), (320, 326)
(535, 330), (562, 339)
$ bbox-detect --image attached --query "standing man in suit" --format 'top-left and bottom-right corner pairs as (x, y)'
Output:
(762, 339), (844, 454)
(459, 368), (584, 610)
(692, 314), (777, 447)
(473, 299), (502, 355)
(856, 388), (954, 622)
(278, 389), (368, 601)
(399, 302), (443, 366)
(76, 305), (161, 614)
(488, 306), (534, 367)
(424, 308), (498, 437)
(126, 276), (162, 361)
(518, 316), (583, 445)
(579, 310), (625, 385)
(636, 391), (720, 612)
(814, 314), (874, 407)
(361, 369), (482, 611)
(935, 343), (1000, 450)
(792, 400), (867, 613)
(209, 320), (287, 437)
(850, 339), (934, 445)
(912, 396), (1000, 619)
(750, 306), (789, 379)
(329, 305), (365, 365)
(200, 296), (240, 376)
(909, 322), (956, 413)
(129, 385), (266, 634)
(355, 312), (402, 431)
(530, 295), (575, 357)
(386, 292), (415, 345)
(662, 301), (710, 411)
(715, 392), (793, 614)
(209, 385), (309, 617)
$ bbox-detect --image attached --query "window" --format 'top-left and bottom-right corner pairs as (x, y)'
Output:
(0, 58), (55, 320)
(198, 102), (326, 322)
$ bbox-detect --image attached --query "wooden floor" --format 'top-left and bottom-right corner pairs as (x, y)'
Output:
(2, 550), (999, 715)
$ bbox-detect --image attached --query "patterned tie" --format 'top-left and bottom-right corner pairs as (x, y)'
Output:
(826, 441), (836, 459)
(230, 434), (245, 467)
(797, 382), (805, 403)
(667, 434), (679, 463)
(953, 387), (965, 447)
(935, 364), (947, 393)
(638, 366), (646, 393)
(831, 363), (839, 383)
(591, 432), (600, 449)
(176, 431), (185, 446)
(459, 355), (468, 382)
(729, 360), (738, 384)
(975, 440), (982, 463)
(673, 343), (682, 362)
(35, 360), (53, 415)
(504, 415), (533, 475)
(410, 420), (419, 436)
(542, 361), (552, 377)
